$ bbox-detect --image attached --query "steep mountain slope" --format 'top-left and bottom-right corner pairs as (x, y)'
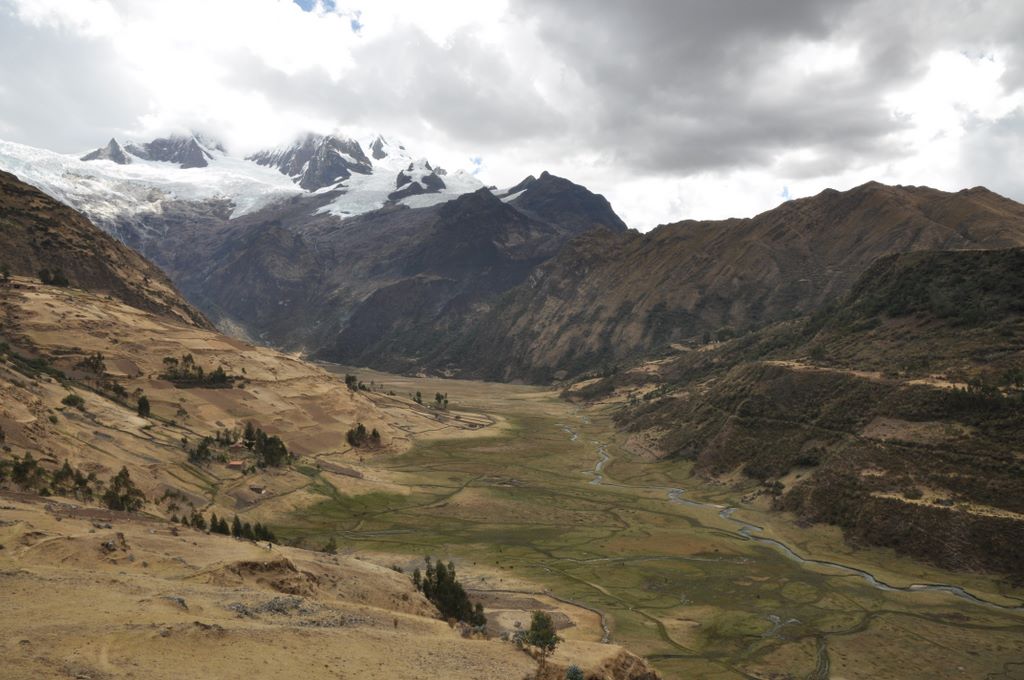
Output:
(445, 182), (1024, 381)
(567, 247), (1024, 578)
(0, 263), (658, 680)
(0, 169), (209, 327)
(149, 174), (627, 368)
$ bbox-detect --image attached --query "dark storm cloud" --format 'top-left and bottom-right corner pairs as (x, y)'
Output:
(2, 0), (1024, 219)
(226, 25), (566, 147)
(509, 0), (923, 174)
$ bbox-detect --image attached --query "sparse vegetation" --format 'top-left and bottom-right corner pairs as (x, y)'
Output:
(160, 354), (235, 388)
(74, 351), (106, 374)
(38, 268), (70, 287)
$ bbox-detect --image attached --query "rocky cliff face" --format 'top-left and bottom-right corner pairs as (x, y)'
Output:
(143, 174), (627, 367)
(248, 133), (374, 190)
(440, 182), (1024, 382)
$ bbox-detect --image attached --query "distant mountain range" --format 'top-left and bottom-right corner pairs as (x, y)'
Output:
(4, 131), (1024, 579)
(436, 181), (1024, 381)
(0, 133), (625, 364)
(7, 134), (1024, 382)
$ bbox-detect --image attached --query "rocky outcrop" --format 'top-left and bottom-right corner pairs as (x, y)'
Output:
(80, 138), (131, 164)
(125, 134), (215, 169)
(248, 134), (373, 190)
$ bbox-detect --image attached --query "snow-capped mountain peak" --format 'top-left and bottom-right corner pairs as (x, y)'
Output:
(80, 138), (132, 165)
(248, 133), (375, 191)
(0, 130), (486, 233)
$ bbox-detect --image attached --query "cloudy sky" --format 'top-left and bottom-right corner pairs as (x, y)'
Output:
(1, 0), (1023, 230)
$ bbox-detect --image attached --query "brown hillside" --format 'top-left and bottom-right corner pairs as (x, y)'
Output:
(568, 247), (1024, 578)
(0, 169), (209, 328)
(443, 182), (1024, 381)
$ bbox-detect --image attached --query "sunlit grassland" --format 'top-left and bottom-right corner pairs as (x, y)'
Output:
(277, 372), (1024, 679)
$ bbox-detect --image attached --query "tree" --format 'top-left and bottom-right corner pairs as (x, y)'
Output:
(345, 374), (359, 391)
(232, 514), (243, 538)
(188, 436), (213, 464)
(346, 423), (368, 447)
(260, 435), (289, 467)
(412, 556), (485, 626)
(137, 395), (151, 418)
(76, 352), (106, 374)
(102, 466), (146, 512)
(38, 268), (53, 285)
(526, 611), (561, 670)
(243, 422), (256, 449)
(415, 391), (423, 405)
(0, 264), (9, 283)
(565, 665), (584, 680)
(61, 393), (85, 410)
(190, 510), (207, 531)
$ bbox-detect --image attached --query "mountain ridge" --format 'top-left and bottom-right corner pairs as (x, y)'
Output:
(430, 180), (1024, 382)
(0, 169), (209, 328)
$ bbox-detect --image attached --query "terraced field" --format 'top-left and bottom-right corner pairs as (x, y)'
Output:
(281, 368), (1024, 679)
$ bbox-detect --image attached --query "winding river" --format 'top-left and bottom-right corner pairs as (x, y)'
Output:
(559, 421), (1024, 614)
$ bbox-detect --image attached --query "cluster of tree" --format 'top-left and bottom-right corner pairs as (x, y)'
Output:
(102, 466), (146, 512)
(2, 454), (99, 501)
(345, 422), (381, 448)
(174, 511), (276, 542)
(188, 436), (216, 465)
(243, 422), (291, 467)
(160, 354), (235, 388)
(75, 352), (106, 374)
(434, 392), (449, 409)
(38, 268), (70, 287)
(344, 374), (367, 391)
(413, 391), (423, 405)
(61, 393), (85, 410)
(214, 426), (242, 446)
(411, 557), (486, 626)
(185, 423), (290, 468)
(0, 455), (144, 512)
(51, 460), (99, 501)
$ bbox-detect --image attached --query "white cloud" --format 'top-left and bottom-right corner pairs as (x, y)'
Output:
(1, 0), (1024, 230)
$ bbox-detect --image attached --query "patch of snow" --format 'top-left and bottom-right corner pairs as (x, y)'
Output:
(0, 138), (303, 221)
(500, 189), (527, 203)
